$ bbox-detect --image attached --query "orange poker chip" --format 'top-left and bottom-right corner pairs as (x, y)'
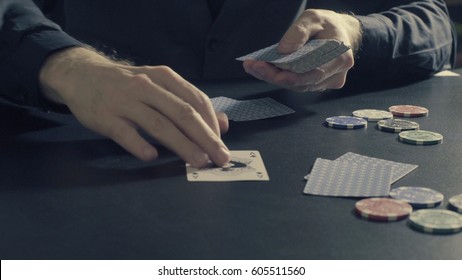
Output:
(355, 198), (413, 222)
(389, 105), (429, 117)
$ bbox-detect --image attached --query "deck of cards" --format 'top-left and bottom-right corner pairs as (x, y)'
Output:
(236, 39), (350, 73)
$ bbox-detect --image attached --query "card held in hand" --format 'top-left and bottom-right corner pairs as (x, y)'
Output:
(211, 96), (295, 121)
(186, 150), (269, 182)
(236, 39), (350, 73)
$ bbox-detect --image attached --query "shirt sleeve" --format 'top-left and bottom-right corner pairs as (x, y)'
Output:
(349, 0), (456, 85)
(0, 0), (83, 110)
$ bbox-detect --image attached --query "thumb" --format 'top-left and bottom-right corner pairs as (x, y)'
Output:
(277, 22), (311, 54)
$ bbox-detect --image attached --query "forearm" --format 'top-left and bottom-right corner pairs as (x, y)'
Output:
(351, 0), (455, 82)
(0, 0), (83, 109)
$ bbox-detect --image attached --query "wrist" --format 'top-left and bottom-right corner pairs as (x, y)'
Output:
(342, 13), (363, 56)
(39, 47), (114, 105)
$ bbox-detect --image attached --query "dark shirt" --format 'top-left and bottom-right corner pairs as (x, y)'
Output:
(0, 0), (457, 110)
(0, 0), (82, 108)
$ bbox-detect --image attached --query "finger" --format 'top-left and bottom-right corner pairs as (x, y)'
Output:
(312, 51), (355, 78)
(244, 60), (322, 88)
(277, 9), (323, 54)
(291, 71), (348, 92)
(215, 112), (229, 134)
(142, 66), (221, 136)
(121, 78), (230, 166)
(244, 51), (354, 90)
(101, 117), (159, 162)
(124, 102), (220, 167)
(243, 60), (284, 83)
(288, 51), (354, 88)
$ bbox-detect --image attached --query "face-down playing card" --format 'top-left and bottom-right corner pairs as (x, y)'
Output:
(335, 152), (418, 184)
(211, 96), (295, 121)
(304, 152), (418, 184)
(303, 158), (393, 197)
(236, 39), (350, 73)
(186, 150), (269, 182)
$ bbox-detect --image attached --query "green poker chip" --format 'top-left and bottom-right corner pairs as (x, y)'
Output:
(377, 119), (420, 133)
(398, 130), (443, 145)
(409, 209), (462, 234)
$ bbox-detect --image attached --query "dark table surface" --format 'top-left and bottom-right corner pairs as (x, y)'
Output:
(1, 70), (462, 260)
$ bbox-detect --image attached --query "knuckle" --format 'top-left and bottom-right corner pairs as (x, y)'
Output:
(302, 9), (318, 18)
(154, 65), (177, 78)
(128, 73), (152, 89)
(301, 9), (325, 22)
(178, 102), (200, 122)
(289, 22), (308, 37)
(149, 115), (169, 132)
(192, 92), (211, 109)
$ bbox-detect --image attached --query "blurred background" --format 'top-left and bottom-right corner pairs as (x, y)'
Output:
(446, 0), (462, 67)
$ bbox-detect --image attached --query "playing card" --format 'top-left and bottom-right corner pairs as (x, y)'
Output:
(304, 152), (418, 184)
(303, 158), (392, 197)
(211, 96), (295, 121)
(335, 152), (418, 183)
(236, 39), (350, 73)
(186, 150), (269, 182)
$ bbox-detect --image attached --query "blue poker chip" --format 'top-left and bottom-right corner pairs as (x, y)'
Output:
(389, 186), (444, 208)
(325, 116), (367, 129)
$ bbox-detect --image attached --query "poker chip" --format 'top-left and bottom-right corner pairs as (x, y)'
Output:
(389, 186), (444, 208)
(325, 116), (367, 129)
(398, 130), (443, 145)
(409, 209), (462, 234)
(352, 109), (393, 122)
(389, 105), (429, 117)
(377, 119), (420, 133)
(355, 198), (413, 222)
(448, 194), (462, 213)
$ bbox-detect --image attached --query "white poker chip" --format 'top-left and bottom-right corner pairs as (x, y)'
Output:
(352, 109), (393, 122)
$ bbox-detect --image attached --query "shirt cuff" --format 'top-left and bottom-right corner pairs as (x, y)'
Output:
(10, 28), (84, 111)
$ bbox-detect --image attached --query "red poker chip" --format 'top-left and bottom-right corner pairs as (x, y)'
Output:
(389, 105), (428, 117)
(355, 198), (413, 222)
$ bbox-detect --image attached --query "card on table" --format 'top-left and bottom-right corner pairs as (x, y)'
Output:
(303, 158), (393, 197)
(186, 150), (269, 182)
(236, 39), (350, 73)
(304, 152), (418, 184)
(335, 152), (418, 183)
(211, 96), (295, 121)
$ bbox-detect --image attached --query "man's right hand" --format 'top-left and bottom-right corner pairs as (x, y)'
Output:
(39, 47), (230, 167)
